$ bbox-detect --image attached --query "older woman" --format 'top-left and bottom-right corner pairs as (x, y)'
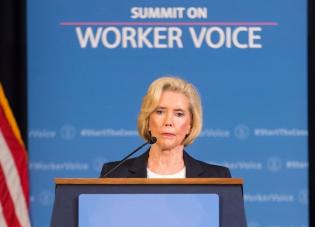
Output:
(100, 77), (231, 178)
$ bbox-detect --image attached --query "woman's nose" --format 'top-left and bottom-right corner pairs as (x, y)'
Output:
(164, 113), (173, 126)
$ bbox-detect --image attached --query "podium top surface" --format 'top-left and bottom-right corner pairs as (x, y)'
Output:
(54, 178), (243, 185)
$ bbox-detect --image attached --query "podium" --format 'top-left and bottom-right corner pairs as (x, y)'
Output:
(51, 178), (247, 227)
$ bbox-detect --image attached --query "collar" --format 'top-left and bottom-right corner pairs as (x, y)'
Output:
(128, 148), (205, 178)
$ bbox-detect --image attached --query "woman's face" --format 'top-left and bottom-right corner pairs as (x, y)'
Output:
(149, 90), (191, 150)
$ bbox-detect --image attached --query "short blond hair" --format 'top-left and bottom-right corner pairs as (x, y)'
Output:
(138, 76), (203, 145)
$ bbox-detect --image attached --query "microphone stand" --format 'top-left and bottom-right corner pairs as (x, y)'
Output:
(102, 137), (157, 178)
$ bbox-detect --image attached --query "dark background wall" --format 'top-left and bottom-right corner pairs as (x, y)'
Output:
(0, 0), (27, 145)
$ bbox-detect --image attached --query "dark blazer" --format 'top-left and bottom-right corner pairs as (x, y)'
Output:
(100, 149), (231, 178)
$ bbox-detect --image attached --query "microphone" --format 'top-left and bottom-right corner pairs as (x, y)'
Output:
(102, 137), (157, 178)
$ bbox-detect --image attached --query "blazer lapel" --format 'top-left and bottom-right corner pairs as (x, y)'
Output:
(127, 149), (149, 177)
(184, 151), (205, 177)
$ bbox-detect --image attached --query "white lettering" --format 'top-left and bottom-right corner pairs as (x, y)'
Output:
(75, 26), (263, 49)
(189, 26), (263, 49)
(249, 27), (262, 48)
(168, 27), (183, 48)
(206, 27), (225, 48)
(130, 7), (185, 19)
(122, 27), (137, 48)
(76, 26), (184, 48)
(189, 27), (207, 48)
(138, 27), (153, 48)
(154, 27), (167, 48)
(225, 27), (232, 48)
(187, 7), (207, 19)
(233, 27), (248, 49)
(76, 27), (102, 48)
(101, 27), (121, 48)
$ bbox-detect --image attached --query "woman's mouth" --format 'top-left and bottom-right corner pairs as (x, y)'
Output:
(161, 133), (175, 137)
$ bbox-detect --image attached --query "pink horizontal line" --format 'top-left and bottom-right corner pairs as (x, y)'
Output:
(60, 21), (278, 26)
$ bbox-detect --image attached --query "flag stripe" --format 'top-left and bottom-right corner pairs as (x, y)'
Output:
(0, 84), (30, 227)
(0, 106), (29, 206)
(0, 165), (22, 227)
(0, 203), (9, 227)
(0, 132), (30, 227)
(0, 84), (25, 148)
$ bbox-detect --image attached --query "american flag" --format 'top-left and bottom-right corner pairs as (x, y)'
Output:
(0, 84), (31, 227)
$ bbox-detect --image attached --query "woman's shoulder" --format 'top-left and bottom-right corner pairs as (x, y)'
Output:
(99, 150), (149, 178)
(184, 152), (231, 178)
(99, 158), (137, 178)
(196, 159), (231, 177)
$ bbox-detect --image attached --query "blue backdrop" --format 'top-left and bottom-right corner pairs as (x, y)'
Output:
(27, 0), (308, 227)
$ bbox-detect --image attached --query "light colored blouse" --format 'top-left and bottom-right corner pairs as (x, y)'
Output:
(147, 167), (186, 178)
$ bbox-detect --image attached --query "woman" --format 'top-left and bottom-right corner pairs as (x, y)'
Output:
(100, 76), (231, 178)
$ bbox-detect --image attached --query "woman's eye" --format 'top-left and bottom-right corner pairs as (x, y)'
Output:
(156, 110), (163, 114)
(175, 112), (184, 117)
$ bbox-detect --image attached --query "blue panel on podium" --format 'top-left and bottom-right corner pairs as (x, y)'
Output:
(79, 194), (219, 227)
